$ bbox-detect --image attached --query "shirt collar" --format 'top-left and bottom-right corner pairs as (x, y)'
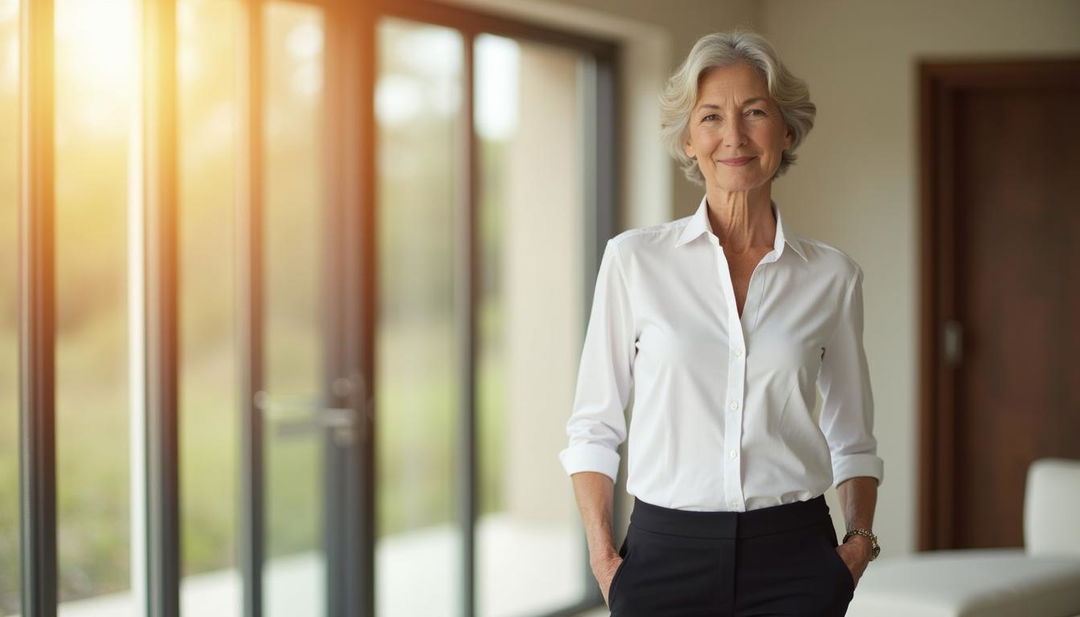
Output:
(674, 195), (808, 262)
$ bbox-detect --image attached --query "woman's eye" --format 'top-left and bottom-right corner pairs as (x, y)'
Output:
(747, 108), (766, 117)
(703, 113), (719, 121)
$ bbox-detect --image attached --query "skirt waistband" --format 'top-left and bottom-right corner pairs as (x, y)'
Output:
(629, 495), (830, 539)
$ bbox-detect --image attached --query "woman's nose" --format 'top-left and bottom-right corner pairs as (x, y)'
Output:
(721, 117), (747, 148)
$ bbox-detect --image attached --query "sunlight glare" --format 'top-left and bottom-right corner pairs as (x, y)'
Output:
(55, 0), (136, 133)
(2, 31), (14, 94)
(0, 0), (16, 92)
(286, 21), (322, 60)
(376, 74), (423, 127)
(0, 0), (15, 23)
(475, 34), (520, 141)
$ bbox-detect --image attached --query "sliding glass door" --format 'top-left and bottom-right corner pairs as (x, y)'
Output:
(4, 1), (615, 616)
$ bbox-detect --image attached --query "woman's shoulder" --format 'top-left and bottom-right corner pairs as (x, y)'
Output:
(786, 232), (864, 282)
(606, 213), (696, 253)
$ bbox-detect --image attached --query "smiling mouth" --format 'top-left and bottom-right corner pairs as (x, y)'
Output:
(719, 157), (756, 166)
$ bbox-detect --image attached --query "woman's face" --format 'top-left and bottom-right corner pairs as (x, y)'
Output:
(684, 62), (792, 194)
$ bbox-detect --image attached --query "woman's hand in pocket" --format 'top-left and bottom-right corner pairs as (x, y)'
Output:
(836, 537), (872, 587)
(592, 553), (624, 606)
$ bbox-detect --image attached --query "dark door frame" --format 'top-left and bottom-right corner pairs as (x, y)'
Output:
(917, 58), (1080, 552)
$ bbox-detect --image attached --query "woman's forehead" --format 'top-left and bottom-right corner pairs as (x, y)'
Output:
(697, 64), (770, 101)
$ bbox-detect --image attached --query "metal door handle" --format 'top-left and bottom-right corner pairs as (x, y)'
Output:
(254, 391), (359, 445)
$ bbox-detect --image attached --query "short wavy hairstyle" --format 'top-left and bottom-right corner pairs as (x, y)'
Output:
(659, 30), (816, 186)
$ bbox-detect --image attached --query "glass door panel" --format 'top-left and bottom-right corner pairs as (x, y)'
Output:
(473, 34), (591, 617)
(54, 0), (135, 612)
(261, 3), (328, 616)
(375, 17), (464, 617)
(178, 0), (242, 615)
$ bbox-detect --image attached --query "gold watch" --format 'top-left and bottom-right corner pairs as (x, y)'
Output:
(843, 528), (880, 560)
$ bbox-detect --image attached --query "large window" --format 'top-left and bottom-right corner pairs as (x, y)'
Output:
(2, 2), (617, 616)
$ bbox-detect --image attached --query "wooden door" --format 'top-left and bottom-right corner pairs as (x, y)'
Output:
(919, 60), (1080, 551)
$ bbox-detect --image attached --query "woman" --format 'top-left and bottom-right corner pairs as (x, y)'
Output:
(559, 30), (883, 617)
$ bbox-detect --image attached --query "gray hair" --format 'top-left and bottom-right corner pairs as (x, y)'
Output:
(659, 30), (816, 185)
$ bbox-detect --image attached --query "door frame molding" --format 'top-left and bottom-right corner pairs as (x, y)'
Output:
(917, 58), (1080, 551)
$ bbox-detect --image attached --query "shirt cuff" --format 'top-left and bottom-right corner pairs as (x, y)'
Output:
(559, 444), (621, 483)
(833, 453), (885, 488)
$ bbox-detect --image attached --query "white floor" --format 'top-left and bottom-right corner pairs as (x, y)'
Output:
(11, 514), (598, 617)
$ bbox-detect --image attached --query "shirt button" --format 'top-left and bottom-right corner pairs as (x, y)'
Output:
(729, 401), (739, 411)
(729, 500), (739, 508)
(729, 449), (738, 459)
(735, 347), (744, 357)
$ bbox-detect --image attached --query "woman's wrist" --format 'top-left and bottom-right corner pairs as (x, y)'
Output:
(844, 534), (873, 561)
(589, 545), (619, 566)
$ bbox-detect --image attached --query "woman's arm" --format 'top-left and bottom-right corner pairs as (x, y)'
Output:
(570, 471), (622, 604)
(818, 264), (883, 586)
(835, 475), (878, 583)
(560, 238), (635, 604)
(560, 239), (636, 604)
(837, 475), (877, 534)
(818, 266), (885, 491)
(559, 239), (634, 482)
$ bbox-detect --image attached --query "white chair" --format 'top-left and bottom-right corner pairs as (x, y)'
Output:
(847, 458), (1080, 617)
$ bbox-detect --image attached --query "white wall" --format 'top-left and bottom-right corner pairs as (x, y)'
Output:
(760, 0), (1080, 555)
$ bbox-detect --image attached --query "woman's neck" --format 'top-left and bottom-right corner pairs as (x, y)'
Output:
(704, 186), (776, 255)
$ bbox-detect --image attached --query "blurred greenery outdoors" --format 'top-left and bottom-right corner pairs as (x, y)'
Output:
(0, 2), (516, 613)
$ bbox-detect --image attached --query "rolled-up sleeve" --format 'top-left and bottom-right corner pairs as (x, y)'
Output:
(558, 239), (636, 483)
(817, 265), (885, 488)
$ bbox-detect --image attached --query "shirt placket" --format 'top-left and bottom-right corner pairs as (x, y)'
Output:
(712, 238), (747, 511)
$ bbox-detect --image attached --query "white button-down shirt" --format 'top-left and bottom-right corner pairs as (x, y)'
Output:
(559, 196), (884, 511)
